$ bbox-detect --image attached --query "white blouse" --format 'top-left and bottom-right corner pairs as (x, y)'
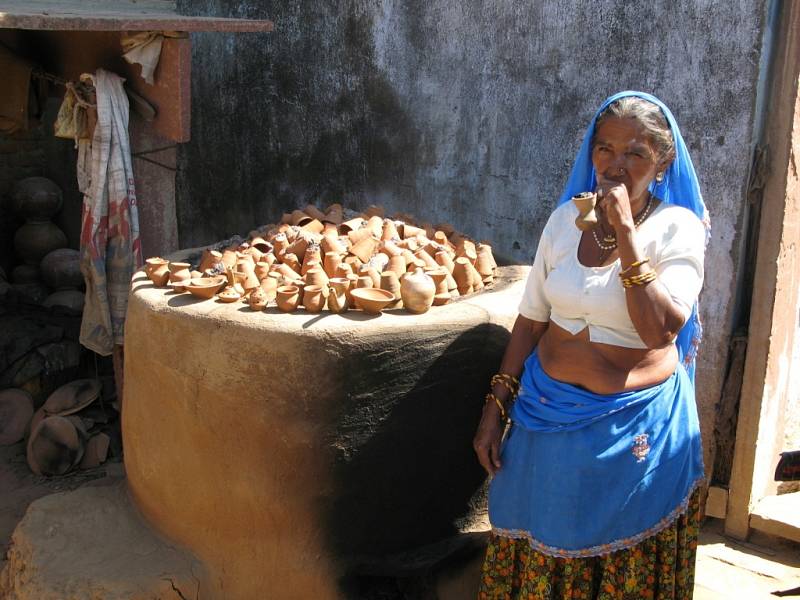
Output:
(518, 201), (705, 348)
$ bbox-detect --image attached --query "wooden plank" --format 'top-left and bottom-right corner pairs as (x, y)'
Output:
(0, 1), (273, 32)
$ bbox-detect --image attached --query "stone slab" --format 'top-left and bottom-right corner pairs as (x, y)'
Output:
(751, 493), (800, 543)
(0, 481), (202, 600)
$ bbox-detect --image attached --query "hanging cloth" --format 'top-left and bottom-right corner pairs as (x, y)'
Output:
(79, 69), (142, 356)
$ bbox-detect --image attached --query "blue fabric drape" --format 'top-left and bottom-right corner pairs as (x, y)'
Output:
(557, 91), (709, 381)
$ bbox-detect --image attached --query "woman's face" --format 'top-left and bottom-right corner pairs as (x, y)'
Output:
(591, 116), (668, 204)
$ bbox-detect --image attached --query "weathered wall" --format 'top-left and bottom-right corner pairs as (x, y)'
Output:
(176, 0), (769, 474)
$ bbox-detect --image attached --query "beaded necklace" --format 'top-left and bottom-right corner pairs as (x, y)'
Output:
(590, 193), (654, 251)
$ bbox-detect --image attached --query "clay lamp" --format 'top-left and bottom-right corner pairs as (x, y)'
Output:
(350, 287), (395, 315)
(184, 276), (227, 300)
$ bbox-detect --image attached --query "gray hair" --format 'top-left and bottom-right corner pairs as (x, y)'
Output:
(592, 97), (675, 165)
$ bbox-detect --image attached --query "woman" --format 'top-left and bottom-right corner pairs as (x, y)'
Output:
(474, 91), (708, 599)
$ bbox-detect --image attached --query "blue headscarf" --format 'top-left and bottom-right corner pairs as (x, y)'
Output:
(558, 91), (709, 382)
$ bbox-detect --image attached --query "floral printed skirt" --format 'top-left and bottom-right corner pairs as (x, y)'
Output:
(478, 487), (701, 600)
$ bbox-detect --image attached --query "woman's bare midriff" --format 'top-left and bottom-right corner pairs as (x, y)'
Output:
(536, 321), (678, 394)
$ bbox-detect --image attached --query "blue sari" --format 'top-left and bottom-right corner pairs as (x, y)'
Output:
(488, 92), (708, 557)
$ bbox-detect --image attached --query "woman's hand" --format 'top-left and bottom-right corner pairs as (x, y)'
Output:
(473, 403), (505, 476)
(596, 177), (635, 232)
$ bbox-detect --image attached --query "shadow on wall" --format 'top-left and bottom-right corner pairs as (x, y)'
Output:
(319, 322), (509, 578)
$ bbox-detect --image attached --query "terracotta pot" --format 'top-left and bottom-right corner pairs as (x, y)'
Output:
(414, 248), (439, 270)
(477, 242), (498, 270)
(340, 217), (365, 234)
(168, 262), (192, 292)
(324, 204), (343, 225)
(236, 269), (261, 294)
(12, 176), (63, 221)
(382, 219), (400, 241)
(272, 233), (289, 256)
(334, 263), (353, 278)
(345, 273), (359, 304)
(436, 222), (455, 237)
(347, 227), (374, 245)
(302, 284), (326, 313)
(364, 204), (385, 218)
(367, 252), (389, 273)
(360, 266), (381, 288)
(217, 288), (242, 303)
(304, 204), (327, 222)
(301, 245), (322, 273)
(145, 258), (170, 287)
(199, 249), (223, 273)
(467, 261), (484, 291)
(260, 274), (279, 301)
(250, 236), (272, 253)
(386, 254), (407, 278)
(221, 249), (238, 269)
(320, 235), (346, 255)
(435, 251), (455, 274)
(422, 223), (435, 239)
(323, 252), (342, 278)
(290, 209), (312, 227)
(301, 218), (325, 234)
(248, 287), (269, 311)
(380, 239), (403, 258)
(282, 253), (302, 274)
(428, 269), (449, 297)
(351, 287), (394, 315)
(349, 236), (378, 263)
(344, 255), (363, 271)
(402, 224), (424, 240)
(305, 267), (330, 290)
(356, 275), (373, 290)
(475, 251), (495, 280)
(400, 267), (435, 314)
(327, 278), (350, 313)
(254, 261), (272, 281)
(366, 215), (384, 238)
(452, 258), (473, 295)
(276, 285), (300, 312)
(14, 221), (68, 265)
(274, 263), (301, 281)
(286, 236), (309, 263)
(40, 248), (83, 290)
(456, 240), (478, 264)
(379, 271), (402, 309)
(572, 192), (598, 231)
(185, 276), (226, 299)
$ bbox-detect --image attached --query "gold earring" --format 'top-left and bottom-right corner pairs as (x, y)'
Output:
(655, 171), (664, 183)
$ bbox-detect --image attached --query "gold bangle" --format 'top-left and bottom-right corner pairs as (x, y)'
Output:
(622, 270), (658, 288)
(619, 257), (650, 276)
(485, 392), (507, 420)
(491, 373), (520, 394)
(492, 378), (517, 397)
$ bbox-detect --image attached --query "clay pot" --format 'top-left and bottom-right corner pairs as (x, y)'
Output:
(305, 267), (330, 290)
(386, 254), (407, 278)
(250, 236), (272, 253)
(168, 262), (192, 292)
(221, 249), (238, 269)
(302, 245), (322, 273)
(282, 253), (302, 274)
(323, 252), (342, 278)
(366, 215), (384, 238)
(254, 261), (272, 281)
(320, 235), (346, 255)
(452, 258), (473, 295)
(324, 204), (344, 224)
(248, 287), (269, 311)
(272, 233), (289, 256)
(367, 252), (389, 273)
(477, 243), (498, 271)
(12, 177), (63, 220)
(199, 249), (223, 273)
(327, 278), (350, 313)
(345, 273), (359, 304)
(402, 224), (424, 240)
(348, 227), (375, 245)
(14, 221), (68, 265)
(356, 275), (374, 290)
(572, 192), (598, 231)
(349, 236), (378, 263)
(79, 433), (111, 470)
(468, 261), (484, 291)
(340, 217), (365, 234)
(145, 258), (170, 287)
(27, 415), (84, 476)
(361, 266), (381, 288)
(302, 285), (326, 313)
(344, 255), (363, 271)
(286, 236), (310, 263)
(364, 205), (385, 218)
(382, 219), (400, 241)
(456, 240), (478, 264)
(260, 274), (279, 301)
(290, 209), (312, 226)
(217, 289), (242, 303)
(185, 276), (227, 299)
(351, 287), (395, 315)
(304, 204), (327, 222)
(428, 269), (451, 306)
(334, 263), (353, 278)
(379, 271), (402, 309)
(40, 248), (82, 290)
(435, 251), (455, 274)
(414, 248), (439, 270)
(400, 268), (435, 314)
(274, 263), (302, 282)
(11, 264), (40, 284)
(301, 218), (325, 235)
(43, 290), (85, 311)
(276, 285), (300, 312)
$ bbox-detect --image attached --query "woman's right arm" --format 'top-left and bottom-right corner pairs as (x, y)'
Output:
(473, 315), (548, 475)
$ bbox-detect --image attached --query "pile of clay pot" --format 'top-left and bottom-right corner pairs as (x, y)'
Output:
(143, 204), (497, 316)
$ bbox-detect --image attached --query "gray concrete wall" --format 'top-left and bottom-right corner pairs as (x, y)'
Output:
(176, 0), (769, 474)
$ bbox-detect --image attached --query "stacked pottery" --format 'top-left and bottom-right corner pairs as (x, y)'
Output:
(142, 201), (499, 316)
(40, 248), (85, 311)
(12, 177), (68, 273)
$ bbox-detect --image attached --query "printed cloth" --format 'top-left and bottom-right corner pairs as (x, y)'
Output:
(489, 351), (704, 557)
(79, 69), (142, 356)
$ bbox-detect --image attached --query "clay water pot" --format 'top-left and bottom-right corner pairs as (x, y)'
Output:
(12, 176), (63, 220)
(335, 263), (353, 278)
(327, 278), (350, 313)
(400, 268), (435, 314)
(366, 215), (384, 238)
(145, 258), (170, 287)
(351, 287), (395, 315)
(379, 271), (402, 309)
(572, 192), (598, 231)
(301, 218), (325, 235)
(305, 267), (330, 291)
(261, 274), (279, 301)
(168, 262), (192, 292)
(340, 217), (365, 234)
(360, 266), (381, 288)
(290, 209), (312, 227)
(14, 221), (68, 264)
(350, 236), (378, 263)
(79, 432), (111, 470)
(199, 249), (223, 273)
(427, 269), (451, 306)
(452, 258), (473, 295)
(242, 246), (264, 264)
(276, 285), (300, 312)
(302, 285), (326, 313)
(475, 253), (495, 282)
(323, 252), (342, 278)
(382, 219), (400, 241)
(386, 254), (407, 278)
(435, 251), (455, 274)
(282, 253), (302, 274)
(40, 248), (82, 290)
(248, 287), (269, 311)
(304, 204), (327, 222)
(364, 204), (385, 218)
(185, 276), (227, 299)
